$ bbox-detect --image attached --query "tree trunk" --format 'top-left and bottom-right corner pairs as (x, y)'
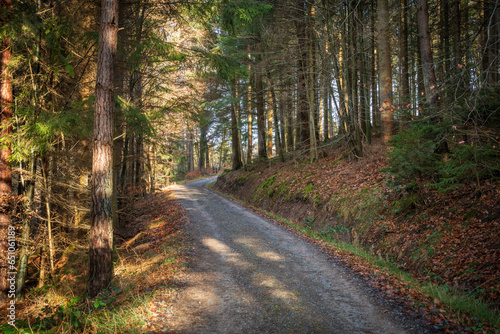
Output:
(279, 84), (286, 150)
(247, 67), (253, 162)
(453, 0), (461, 68)
(112, 120), (122, 228)
(15, 153), (35, 301)
(120, 131), (129, 191)
(286, 82), (294, 151)
(267, 71), (284, 162)
(231, 76), (242, 169)
(88, 0), (118, 297)
(199, 126), (207, 172)
(42, 153), (55, 276)
(371, 0), (379, 135)
(135, 135), (143, 195)
(417, 0), (440, 110)
(295, 0), (311, 151)
(266, 87), (273, 157)
(255, 68), (267, 159)
(399, 0), (410, 121)
(322, 70), (329, 142)
(483, 0), (499, 85)
(378, 0), (394, 143)
(0, 0), (13, 302)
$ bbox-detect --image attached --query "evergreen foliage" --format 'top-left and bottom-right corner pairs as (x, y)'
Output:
(383, 120), (500, 192)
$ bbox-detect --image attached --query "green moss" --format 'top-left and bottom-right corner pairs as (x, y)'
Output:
(329, 187), (384, 224)
(236, 170), (255, 182)
(258, 174), (278, 197)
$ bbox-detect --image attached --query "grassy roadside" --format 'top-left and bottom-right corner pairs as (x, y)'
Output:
(1, 190), (189, 333)
(208, 185), (500, 334)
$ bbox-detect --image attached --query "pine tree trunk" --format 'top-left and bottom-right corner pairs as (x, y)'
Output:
(399, 0), (410, 119)
(0, 0), (13, 302)
(279, 84), (286, 150)
(231, 76), (242, 169)
(286, 82), (294, 151)
(371, 0), (379, 135)
(417, 0), (440, 110)
(266, 88), (273, 157)
(42, 153), (55, 276)
(120, 132), (128, 191)
(199, 126), (207, 172)
(88, 0), (118, 297)
(247, 67), (253, 162)
(378, 0), (394, 143)
(15, 153), (35, 301)
(255, 67), (267, 159)
(295, 0), (311, 151)
(267, 71), (284, 162)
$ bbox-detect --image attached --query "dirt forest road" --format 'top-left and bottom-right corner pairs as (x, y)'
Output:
(164, 177), (429, 334)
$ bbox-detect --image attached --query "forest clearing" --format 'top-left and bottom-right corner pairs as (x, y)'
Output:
(0, 0), (498, 332)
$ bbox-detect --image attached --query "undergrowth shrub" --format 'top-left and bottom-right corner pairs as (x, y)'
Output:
(382, 122), (443, 189)
(383, 120), (500, 192)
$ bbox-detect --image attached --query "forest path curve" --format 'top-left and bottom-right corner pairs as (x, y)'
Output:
(158, 177), (423, 333)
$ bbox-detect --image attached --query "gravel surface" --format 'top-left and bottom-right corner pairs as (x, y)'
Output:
(158, 177), (429, 333)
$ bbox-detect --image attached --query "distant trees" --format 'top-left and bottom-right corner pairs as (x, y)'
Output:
(204, 0), (498, 178)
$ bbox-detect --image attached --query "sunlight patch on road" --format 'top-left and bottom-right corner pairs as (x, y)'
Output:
(253, 273), (302, 309)
(202, 237), (231, 253)
(256, 251), (284, 262)
(202, 237), (252, 269)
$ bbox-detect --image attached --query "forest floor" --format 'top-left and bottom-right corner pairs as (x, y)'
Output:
(1, 190), (190, 333)
(214, 139), (500, 333)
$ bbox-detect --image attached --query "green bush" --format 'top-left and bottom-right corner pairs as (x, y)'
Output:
(383, 121), (500, 192)
(382, 122), (443, 188)
(431, 141), (500, 191)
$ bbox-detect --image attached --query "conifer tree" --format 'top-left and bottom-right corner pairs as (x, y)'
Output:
(0, 0), (12, 304)
(88, 0), (119, 297)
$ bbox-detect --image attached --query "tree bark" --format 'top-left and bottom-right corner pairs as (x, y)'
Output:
(295, 0), (311, 151)
(371, 0), (379, 134)
(267, 71), (284, 162)
(0, 0), (13, 303)
(199, 125), (207, 172)
(286, 82), (294, 151)
(247, 66), (253, 162)
(399, 0), (410, 118)
(231, 77), (242, 170)
(266, 87), (273, 157)
(15, 153), (35, 301)
(417, 0), (440, 110)
(378, 0), (394, 143)
(88, 0), (118, 297)
(255, 68), (267, 159)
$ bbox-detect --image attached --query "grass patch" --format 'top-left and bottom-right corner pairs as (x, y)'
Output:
(330, 186), (384, 223)
(420, 284), (500, 330)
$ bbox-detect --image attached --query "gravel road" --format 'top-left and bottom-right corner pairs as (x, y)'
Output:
(162, 177), (426, 334)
